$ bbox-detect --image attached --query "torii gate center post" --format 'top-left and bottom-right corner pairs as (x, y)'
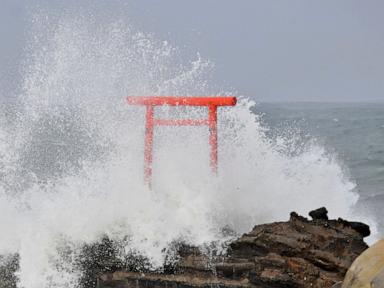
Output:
(126, 96), (237, 186)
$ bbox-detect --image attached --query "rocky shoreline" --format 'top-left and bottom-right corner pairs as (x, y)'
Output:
(97, 208), (370, 288)
(0, 208), (372, 288)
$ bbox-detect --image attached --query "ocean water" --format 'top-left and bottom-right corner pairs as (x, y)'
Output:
(0, 11), (379, 288)
(257, 102), (384, 234)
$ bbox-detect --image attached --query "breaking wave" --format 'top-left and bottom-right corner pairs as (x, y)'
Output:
(0, 11), (371, 288)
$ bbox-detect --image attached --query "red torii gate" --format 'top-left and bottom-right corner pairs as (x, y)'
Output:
(126, 96), (237, 186)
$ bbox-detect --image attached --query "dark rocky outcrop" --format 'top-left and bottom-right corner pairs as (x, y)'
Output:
(0, 255), (19, 288)
(347, 221), (371, 238)
(97, 210), (369, 288)
(309, 207), (329, 220)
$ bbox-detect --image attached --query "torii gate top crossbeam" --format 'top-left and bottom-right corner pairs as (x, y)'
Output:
(127, 96), (236, 106)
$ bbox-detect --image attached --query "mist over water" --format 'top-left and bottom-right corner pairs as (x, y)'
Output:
(0, 11), (373, 288)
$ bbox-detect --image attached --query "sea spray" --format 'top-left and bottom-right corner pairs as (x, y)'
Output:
(0, 11), (369, 288)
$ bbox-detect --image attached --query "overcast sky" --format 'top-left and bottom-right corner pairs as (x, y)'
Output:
(1, 0), (384, 102)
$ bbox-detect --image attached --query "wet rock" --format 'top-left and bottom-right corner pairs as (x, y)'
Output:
(309, 207), (329, 220)
(98, 210), (369, 288)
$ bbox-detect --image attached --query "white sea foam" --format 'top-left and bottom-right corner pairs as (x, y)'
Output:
(0, 11), (373, 288)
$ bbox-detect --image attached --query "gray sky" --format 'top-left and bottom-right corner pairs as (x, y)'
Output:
(1, 0), (384, 102)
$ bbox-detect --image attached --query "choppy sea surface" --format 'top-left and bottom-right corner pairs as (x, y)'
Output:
(256, 102), (384, 235)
